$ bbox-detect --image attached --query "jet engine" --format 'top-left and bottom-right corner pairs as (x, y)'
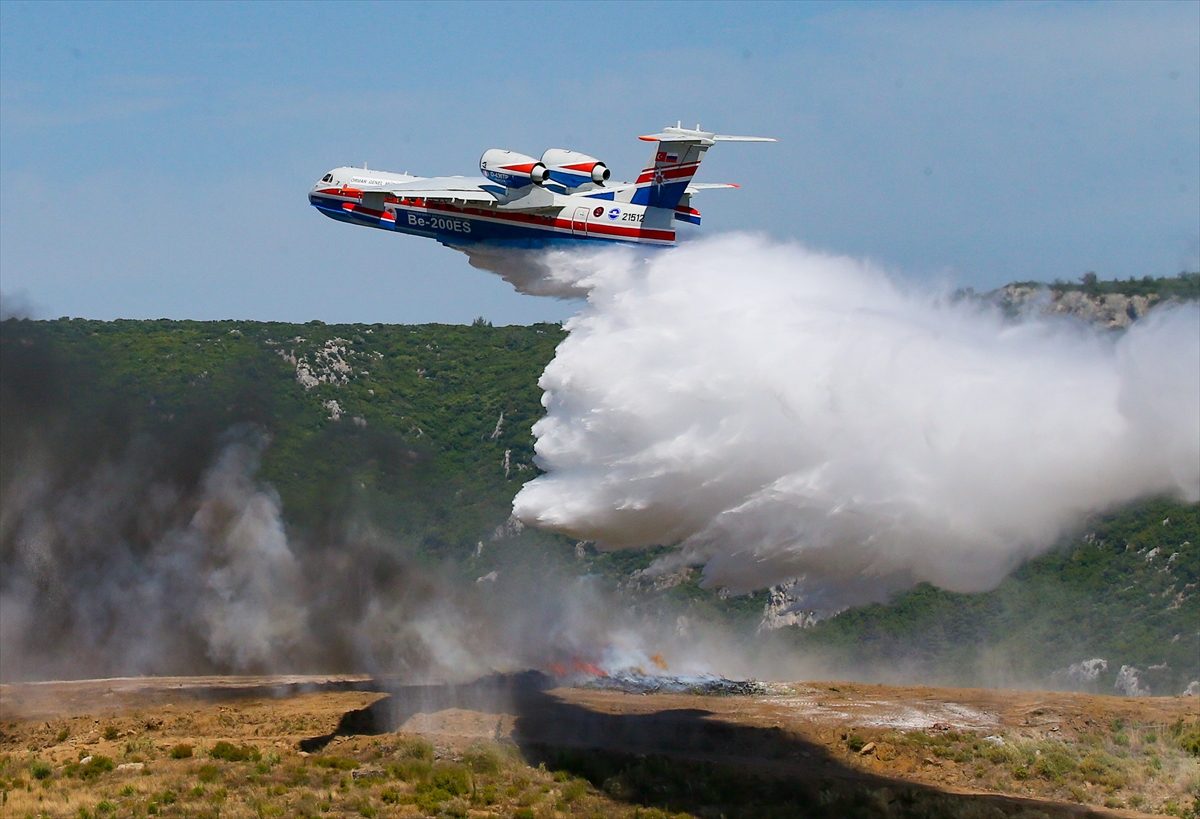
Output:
(541, 149), (611, 188)
(480, 149), (550, 188)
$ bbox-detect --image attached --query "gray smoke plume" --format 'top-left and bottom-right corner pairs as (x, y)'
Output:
(512, 235), (1200, 608)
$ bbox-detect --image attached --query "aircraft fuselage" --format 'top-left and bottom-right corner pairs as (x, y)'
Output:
(309, 167), (676, 250)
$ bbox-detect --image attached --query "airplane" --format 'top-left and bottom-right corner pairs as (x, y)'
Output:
(308, 124), (775, 250)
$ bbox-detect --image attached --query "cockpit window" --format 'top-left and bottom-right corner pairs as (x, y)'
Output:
(321, 174), (333, 183)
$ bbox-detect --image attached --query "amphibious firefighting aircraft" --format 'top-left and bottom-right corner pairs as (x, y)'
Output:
(308, 124), (775, 249)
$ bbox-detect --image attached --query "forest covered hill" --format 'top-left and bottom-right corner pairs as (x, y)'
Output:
(1, 274), (1196, 691)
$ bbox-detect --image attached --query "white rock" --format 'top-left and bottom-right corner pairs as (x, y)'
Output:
(1114, 665), (1151, 697)
(1064, 658), (1108, 684)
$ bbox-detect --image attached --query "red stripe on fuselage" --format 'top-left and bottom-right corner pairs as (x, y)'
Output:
(326, 195), (674, 243)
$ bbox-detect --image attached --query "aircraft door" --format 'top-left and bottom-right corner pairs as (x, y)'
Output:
(571, 206), (589, 235)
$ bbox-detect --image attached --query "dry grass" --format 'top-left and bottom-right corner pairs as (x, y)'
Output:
(0, 737), (677, 819)
(1, 679), (1197, 818)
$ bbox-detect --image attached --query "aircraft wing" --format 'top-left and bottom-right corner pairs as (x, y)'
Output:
(369, 176), (499, 204)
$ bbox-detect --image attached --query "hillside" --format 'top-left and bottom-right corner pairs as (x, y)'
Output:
(788, 497), (1199, 695)
(1, 274), (1196, 690)
(0, 318), (563, 562)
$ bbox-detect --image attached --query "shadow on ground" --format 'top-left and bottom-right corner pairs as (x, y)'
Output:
(302, 672), (1114, 819)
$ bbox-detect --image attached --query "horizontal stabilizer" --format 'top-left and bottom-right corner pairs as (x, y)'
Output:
(639, 126), (777, 144)
(686, 183), (740, 192)
(712, 135), (777, 143)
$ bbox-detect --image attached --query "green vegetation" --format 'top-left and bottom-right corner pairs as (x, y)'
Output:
(793, 497), (1199, 692)
(209, 742), (260, 763)
(0, 317), (566, 562)
(312, 756), (359, 771)
(1036, 271), (1200, 299)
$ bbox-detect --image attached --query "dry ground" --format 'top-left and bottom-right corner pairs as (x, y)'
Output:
(1, 675), (1196, 819)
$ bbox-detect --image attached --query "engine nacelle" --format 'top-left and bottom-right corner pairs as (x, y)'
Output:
(541, 149), (610, 188)
(480, 149), (550, 188)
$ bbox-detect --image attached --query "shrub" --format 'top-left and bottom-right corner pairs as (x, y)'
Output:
(431, 763), (471, 797)
(463, 742), (502, 774)
(209, 741), (259, 762)
(443, 797), (470, 818)
(102, 725), (119, 741)
(846, 734), (866, 752)
(388, 759), (431, 782)
(55, 728), (70, 744)
(1033, 747), (1076, 781)
(983, 744), (1017, 764)
(124, 736), (155, 759)
(79, 755), (114, 780)
(398, 738), (434, 762)
(197, 763), (220, 783)
(168, 744), (193, 759)
(312, 755), (358, 771)
(414, 786), (453, 811)
(562, 778), (588, 802)
(379, 788), (400, 804)
(1078, 752), (1126, 789)
(30, 761), (52, 780)
(95, 801), (116, 814)
(1169, 718), (1200, 757)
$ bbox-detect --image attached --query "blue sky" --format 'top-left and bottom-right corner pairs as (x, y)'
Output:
(1, 1), (1197, 324)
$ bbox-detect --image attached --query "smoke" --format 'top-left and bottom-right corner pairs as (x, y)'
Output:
(1, 316), (800, 685)
(0, 418), (682, 682)
(512, 234), (1200, 608)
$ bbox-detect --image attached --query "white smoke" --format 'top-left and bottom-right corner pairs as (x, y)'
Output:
(187, 441), (308, 670)
(512, 234), (1200, 608)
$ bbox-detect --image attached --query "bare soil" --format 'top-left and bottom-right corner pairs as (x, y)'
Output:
(1, 675), (1196, 818)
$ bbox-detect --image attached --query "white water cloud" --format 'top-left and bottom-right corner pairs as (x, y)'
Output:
(513, 235), (1199, 607)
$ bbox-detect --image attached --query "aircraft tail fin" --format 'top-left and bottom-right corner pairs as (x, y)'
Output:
(630, 124), (775, 210)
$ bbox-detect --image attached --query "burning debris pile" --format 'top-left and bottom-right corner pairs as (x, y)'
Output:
(577, 671), (769, 697)
(547, 657), (768, 696)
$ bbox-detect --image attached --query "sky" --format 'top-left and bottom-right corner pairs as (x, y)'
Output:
(1, 1), (1197, 325)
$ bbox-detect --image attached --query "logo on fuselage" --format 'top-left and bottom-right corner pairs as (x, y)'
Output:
(608, 208), (620, 220)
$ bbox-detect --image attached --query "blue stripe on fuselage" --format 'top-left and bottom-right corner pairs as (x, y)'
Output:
(309, 194), (633, 248)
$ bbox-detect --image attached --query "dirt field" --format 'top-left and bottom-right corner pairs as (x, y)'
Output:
(1, 674), (1196, 818)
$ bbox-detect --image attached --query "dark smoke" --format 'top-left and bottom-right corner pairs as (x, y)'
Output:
(2, 319), (755, 683)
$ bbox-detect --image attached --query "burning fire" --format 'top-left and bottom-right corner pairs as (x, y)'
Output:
(547, 657), (609, 679)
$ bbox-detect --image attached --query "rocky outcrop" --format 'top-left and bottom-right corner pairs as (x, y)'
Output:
(990, 286), (1166, 329)
(984, 283), (1180, 329)
(1063, 658), (1108, 686)
(1114, 665), (1151, 697)
(625, 567), (695, 593)
(757, 578), (839, 632)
